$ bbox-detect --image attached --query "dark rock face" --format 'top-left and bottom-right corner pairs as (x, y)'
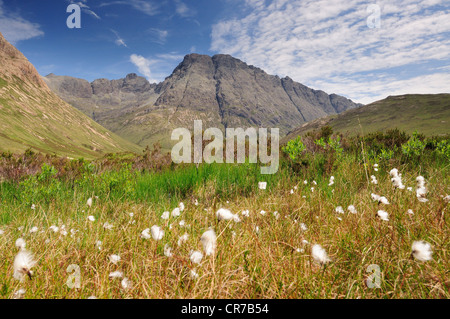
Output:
(44, 53), (361, 147)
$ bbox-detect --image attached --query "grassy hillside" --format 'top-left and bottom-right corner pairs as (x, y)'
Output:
(0, 31), (142, 158)
(0, 75), (142, 158)
(283, 94), (450, 143)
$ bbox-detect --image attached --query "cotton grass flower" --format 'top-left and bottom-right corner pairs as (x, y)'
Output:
(29, 226), (38, 233)
(377, 210), (389, 221)
(241, 210), (250, 217)
(348, 205), (357, 214)
(443, 194), (450, 202)
(49, 225), (59, 233)
(328, 176), (335, 186)
(13, 288), (26, 299)
(109, 271), (123, 279)
(189, 269), (199, 279)
(86, 197), (92, 208)
(178, 233), (189, 246)
(164, 244), (173, 257)
(87, 215), (95, 222)
(121, 277), (132, 290)
(273, 211), (280, 219)
(15, 238), (26, 250)
(0, 228), (4, 236)
(140, 228), (151, 239)
(13, 250), (36, 281)
(200, 228), (217, 256)
(216, 208), (240, 222)
(171, 207), (181, 217)
(300, 223), (308, 231)
(179, 220), (186, 227)
(96, 240), (102, 250)
(161, 211), (170, 220)
(258, 181), (267, 190)
(411, 241), (433, 261)
(109, 254), (121, 265)
(335, 206), (344, 214)
(31, 204), (35, 210)
(311, 244), (331, 265)
(259, 210), (267, 216)
(189, 250), (203, 264)
(416, 176), (428, 202)
(150, 225), (164, 240)
(103, 222), (113, 230)
(179, 202), (185, 212)
(370, 175), (378, 185)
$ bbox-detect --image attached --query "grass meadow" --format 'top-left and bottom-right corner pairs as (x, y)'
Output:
(0, 129), (449, 299)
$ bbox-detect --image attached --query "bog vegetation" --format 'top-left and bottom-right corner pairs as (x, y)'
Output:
(0, 128), (449, 298)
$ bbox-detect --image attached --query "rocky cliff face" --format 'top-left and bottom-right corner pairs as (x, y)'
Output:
(45, 53), (361, 149)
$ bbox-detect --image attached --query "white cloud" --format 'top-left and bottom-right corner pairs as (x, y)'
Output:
(210, 0), (450, 104)
(99, 0), (160, 16)
(111, 29), (127, 47)
(130, 54), (158, 83)
(70, 0), (101, 19)
(0, 0), (44, 44)
(175, 0), (196, 17)
(147, 28), (169, 44)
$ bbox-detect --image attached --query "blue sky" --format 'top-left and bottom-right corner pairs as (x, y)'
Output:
(0, 0), (449, 104)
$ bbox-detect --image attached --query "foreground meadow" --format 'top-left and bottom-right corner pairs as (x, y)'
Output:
(0, 130), (449, 299)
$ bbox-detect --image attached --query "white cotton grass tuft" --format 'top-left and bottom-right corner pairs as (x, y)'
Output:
(390, 168), (405, 189)
(0, 228), (4, 236)
(416, 176), (428, 202)
(311, 244), (331, 265)
(335, 206), (344, 214)
(109, 271), (123, 279)
(109, 254), (121, 265)
(273, 211), (280, 219)
(258, 181), (267, 190)
(150, 225), (164, 240)
(31, 204), (36, 210)
(140, 228), (151, 239)
(103, 222), (113, 230)
(348, 205), (357, 214)
(373, 163), (379, 171)
(179, 202), (185, 212)
(299, 223), (308, 231)
(241, 210), (250, 217)
(189, 250), (203, 264)
(13, 288), (26, 299)
(171, 207), (181, 217)
(161, 211), (170, 220)
(164, 244), (173, 257)
(189, 268), (199, 279)
(86, 197), (92, 208)
(87, 215), (95, 222)
(49, 225), (59, 233)
(29, 226), (38, 233)
(216, 208), (240, 222)
(13, 250), (36, 281)
(443, 194), (450, 202)
(178, 233), (189, 246)
(200, 228), (217, 256)
(411, 240), (433, 262)
(370, 175), (378, 184)
(96, 240), (102, 250)
(407, 209), (414, 215)
(377, 210), (389, 221)
(328, 176), (335, 186)
(121, 277), (132, 290)
(259, 210), (267, 216)
(15, 238), (26, 250)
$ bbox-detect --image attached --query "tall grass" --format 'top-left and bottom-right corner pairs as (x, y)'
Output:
(0, 131), (448, 299)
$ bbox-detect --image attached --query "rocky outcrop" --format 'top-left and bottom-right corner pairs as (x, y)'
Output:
(44, 53), (361, 148)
